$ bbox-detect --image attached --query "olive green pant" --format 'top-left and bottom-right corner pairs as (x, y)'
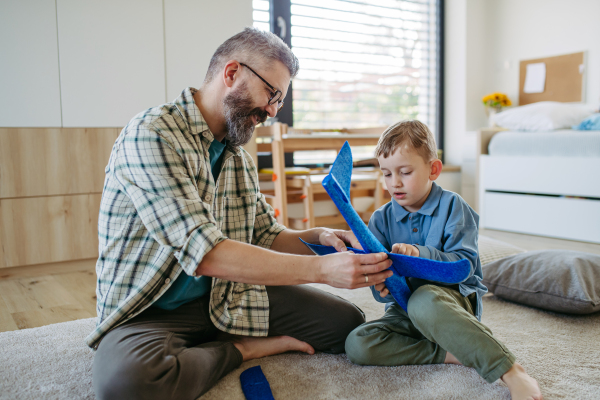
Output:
(345, 284), (515, 383)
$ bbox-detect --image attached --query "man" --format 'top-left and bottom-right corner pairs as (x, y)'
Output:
(89, 27), (393, 400)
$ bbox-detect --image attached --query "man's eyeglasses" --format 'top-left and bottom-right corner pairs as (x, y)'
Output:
(240, 63), (284, 112)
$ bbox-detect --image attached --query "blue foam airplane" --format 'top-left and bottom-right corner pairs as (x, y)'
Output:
(301, 141), (471, 311)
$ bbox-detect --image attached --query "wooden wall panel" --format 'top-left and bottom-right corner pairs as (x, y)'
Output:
(0, 201), (6, 269)
(0, 194), (101, 268)
(0, 128), (119, 198)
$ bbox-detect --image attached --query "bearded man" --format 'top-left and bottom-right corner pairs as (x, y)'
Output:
(89, 28), (392, 400)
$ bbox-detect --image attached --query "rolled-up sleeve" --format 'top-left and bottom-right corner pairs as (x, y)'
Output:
(113, 124), (226, 276)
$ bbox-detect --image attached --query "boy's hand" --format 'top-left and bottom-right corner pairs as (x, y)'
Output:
(391, 243), (420, 257)
(374, 282), (389, 297)
(318, 228), (363, 252)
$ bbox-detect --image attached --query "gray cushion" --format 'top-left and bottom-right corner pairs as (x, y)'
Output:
(482, 250), (600, 314)
(478, 235), (526, 266)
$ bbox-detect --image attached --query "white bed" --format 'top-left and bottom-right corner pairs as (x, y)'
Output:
(477, 128), (600, 243)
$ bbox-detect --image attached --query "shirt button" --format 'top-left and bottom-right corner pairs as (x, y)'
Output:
(409, 216), (412, 220)
(203, 131), (209, 138)
(205, 194), (212, 202)
(413, 228), (418, 232)
(165, 278), (171, 284)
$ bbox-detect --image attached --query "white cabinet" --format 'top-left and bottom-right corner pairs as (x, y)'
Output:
(0, 1), (253, 127)
(56, 0), (166, 127)
(164, 0), (253, 100)
(0, 0), (62, 127)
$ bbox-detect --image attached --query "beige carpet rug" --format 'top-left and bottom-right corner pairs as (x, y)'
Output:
(1, 236), (598, 399)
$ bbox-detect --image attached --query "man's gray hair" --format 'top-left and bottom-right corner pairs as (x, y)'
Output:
(204, 27), (299, 83)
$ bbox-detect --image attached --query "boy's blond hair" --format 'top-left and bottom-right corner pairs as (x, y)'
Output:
(375, 120), (438, 161)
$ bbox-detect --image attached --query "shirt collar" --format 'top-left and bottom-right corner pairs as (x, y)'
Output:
(392, 182), (443, 221)
(174, 87), (209, 136)
(418, 182), (443, 216)
(175, 87), (241, 157)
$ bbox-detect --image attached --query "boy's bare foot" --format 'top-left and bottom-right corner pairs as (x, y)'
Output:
(230, 335), (315, 361)
(444, 352), (462, 365)
(502, 363), (543, 400)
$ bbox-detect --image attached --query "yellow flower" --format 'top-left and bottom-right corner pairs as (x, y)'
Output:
(482, 92), (512, 108)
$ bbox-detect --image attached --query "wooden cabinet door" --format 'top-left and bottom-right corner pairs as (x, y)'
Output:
(0, 194), (101, 268)
(0, 128), (119, 198)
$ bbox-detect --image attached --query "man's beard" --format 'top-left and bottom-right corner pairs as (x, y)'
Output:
(222, 82), (268, 147)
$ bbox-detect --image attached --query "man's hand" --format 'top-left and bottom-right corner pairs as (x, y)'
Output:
(318, 252), (392, 289)
(374, 282), (390, 298)
(318, 229), (363, 252)
(391, 243), (420, 257)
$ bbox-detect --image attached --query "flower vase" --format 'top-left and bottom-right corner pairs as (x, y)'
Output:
(485, 106), (502, 127)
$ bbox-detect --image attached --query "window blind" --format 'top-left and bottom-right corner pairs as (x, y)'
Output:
(253, 0), (440, 133)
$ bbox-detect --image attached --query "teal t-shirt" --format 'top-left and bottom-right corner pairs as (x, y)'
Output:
(153, 138), (226, 310)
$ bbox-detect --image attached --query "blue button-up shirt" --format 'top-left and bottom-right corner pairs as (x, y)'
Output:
(368, 182), (487, 320)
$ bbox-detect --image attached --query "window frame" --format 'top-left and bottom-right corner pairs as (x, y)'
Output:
(266, 0), (445, 160)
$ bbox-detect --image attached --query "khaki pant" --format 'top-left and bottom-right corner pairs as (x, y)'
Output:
(93, 285), (365, 400)
(345, 285), (515, 383)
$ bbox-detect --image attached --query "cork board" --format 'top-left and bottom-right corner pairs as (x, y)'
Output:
(519, 52), (585, 105)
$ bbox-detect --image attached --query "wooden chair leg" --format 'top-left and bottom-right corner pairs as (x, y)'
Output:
(374, 171), (384, 209)
(303, 176), (315, 229)
(271, 123), (288, 226)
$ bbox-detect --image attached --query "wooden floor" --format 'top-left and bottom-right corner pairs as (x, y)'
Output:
(1, 229), (600, 334)
(0, 258), (97, 333)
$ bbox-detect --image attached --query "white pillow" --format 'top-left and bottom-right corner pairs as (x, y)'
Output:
(491, 101), (596, 131)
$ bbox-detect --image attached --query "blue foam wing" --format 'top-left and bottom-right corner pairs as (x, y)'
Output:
(301, 240), (470, 283)
(303, 141), (471, 311)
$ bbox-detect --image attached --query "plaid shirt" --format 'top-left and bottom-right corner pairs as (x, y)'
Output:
(86, 87), (284, 349)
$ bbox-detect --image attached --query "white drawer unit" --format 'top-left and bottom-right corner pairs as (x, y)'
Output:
(483, 192), (600, 243)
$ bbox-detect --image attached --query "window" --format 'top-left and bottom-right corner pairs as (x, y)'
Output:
(252, 0), (443, 165)
(252, 0), (271, 32)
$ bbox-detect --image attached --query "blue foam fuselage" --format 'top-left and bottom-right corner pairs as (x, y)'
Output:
(302, 142), (471, 310)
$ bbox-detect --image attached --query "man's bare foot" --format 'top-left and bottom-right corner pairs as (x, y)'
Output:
(502, 363), (543, 400)
(444, 352), (462, 365)
(230, 335), (315, 362)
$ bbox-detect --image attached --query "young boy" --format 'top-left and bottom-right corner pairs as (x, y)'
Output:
(345, 120), (542, 400)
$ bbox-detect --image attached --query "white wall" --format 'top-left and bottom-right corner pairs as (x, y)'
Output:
(164, 0), (253, 101)
(484, 0), (600, 112)
(443, 0), (467, 167)
(445, 0), (600, 206)
(487, 0), (600, 109)
(464, 0), (488, 131)
(446, 0), (600, 139)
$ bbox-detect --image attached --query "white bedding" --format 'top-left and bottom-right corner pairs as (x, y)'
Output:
(488, 129), (600, 157)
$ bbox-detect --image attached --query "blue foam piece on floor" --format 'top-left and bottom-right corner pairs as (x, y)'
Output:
(301, 141), (471, 311)
(240, 366), (275, 400)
